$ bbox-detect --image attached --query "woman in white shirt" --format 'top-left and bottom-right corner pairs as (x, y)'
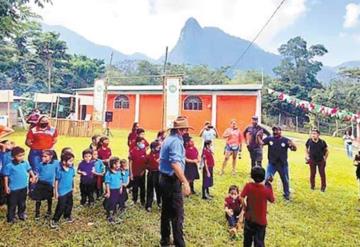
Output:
(343, 130), (354, 159)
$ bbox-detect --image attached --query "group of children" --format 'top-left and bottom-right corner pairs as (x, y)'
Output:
(224, 166), (275, 246)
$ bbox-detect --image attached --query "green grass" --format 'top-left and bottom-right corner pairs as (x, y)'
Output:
(0, 129), (359, 247)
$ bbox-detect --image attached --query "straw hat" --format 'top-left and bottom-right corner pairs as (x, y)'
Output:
(170, 116), (193, 130)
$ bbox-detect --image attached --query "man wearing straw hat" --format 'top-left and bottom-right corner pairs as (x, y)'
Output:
(159, 116), (191, 247)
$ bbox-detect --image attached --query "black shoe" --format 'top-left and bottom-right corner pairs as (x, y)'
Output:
(146, 207), (152, 212)
(160, 238), (172, 247)
(45, 211), (52, 218)
(50, 220), (59, 229)
(283, 195), (290, 201)
(35, 213), (40, 220)
(18, 213), (27, 221)
(202, 194), (211, 200)
(191, 190), (196, 195)
(321, 188), (326, 192)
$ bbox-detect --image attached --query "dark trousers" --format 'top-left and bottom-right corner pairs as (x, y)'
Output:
(146, 171), (161, 208)
(249, 148), (263, 168)
(225, 207), (241, 227)
(7, 188), (27, 222)
(80, 182), (96, 205)
(35, 199), (52, 215)
(266, 162), (290, 197)
(309, 160), (326, 190)
(160, 174), (185, 247)
(244, 220), (266, 247)
(95, 176), (104, 199)
(53, 192), (73, 222)
(133, 174), (146, 204)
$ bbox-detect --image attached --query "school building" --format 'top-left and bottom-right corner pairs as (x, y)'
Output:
(74, 84), (262, 134)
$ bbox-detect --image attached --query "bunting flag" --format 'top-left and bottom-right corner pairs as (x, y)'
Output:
(267, 88), (360, 122)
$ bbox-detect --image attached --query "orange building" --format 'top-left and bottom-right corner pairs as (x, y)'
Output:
(75, 84), (262, 134)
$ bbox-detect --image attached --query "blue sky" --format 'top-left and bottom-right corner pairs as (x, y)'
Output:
(270, 0), (360, 66)
(34, 0), (360, 66)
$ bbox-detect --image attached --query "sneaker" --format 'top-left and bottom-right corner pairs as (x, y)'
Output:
(283, 195), (290, 201)
(320, 188), (326, 192)
(65, 217), (74, 223)
(146, 207), (152, 212)
(35, 213), (40, 220)
(108, 217), (115, 224)
(50, 220), (59, 229)
(18, 213), (27, 221)
(202, 196), (210, 200)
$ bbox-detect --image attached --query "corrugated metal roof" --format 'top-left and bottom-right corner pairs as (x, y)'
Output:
(74, 84), (262, 92)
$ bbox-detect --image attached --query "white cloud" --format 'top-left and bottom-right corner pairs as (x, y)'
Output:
(344, 3), (360, 28)
(32, 0), (307, 58)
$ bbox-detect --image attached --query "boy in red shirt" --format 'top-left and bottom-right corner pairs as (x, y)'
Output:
(129, 137), (147, 206)
(241, 166), (275, 247)
(145, 140), (161, 212)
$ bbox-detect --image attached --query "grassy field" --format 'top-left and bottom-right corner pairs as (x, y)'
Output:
(0, 129), (359, 247)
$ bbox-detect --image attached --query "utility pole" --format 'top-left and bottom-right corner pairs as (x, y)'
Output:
(162, 46), (169, 129)
(103, 52), (114, 122)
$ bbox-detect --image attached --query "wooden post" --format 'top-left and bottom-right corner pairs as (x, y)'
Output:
(295, 116), (298, 133)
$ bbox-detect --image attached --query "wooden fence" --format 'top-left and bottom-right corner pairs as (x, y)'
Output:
(50, 118), (103, 137)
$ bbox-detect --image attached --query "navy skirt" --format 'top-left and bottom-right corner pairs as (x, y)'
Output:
(29, 181), (53, 201)
(185, 162), (199, 182)
(103, 188), (122, 211)
(202, 167), (213, 188)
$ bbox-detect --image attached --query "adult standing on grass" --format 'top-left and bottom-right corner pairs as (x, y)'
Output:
(262, 126), (297, 200)
(305, 128), (329, 192)
(199, 121), (218, 148)
(343, 130), (354, 159)
(243, 116), (270, 168)
(159, 116), (191, 247)
(220, 120), (242, 176)
(25, 116), (58, 174)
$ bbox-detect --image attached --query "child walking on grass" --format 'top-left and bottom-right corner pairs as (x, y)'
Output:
(51, 152), (75, 229)
(241, 166), (274, 247)
(224, 185), (244, 237)
(202, 140), (215, 200)
(30, 150), (58, 220)
(77, 149), (96, 206)
(103, 157), (123, 224)
(92, 149), (105, 200)
(3, 147), (36, 223)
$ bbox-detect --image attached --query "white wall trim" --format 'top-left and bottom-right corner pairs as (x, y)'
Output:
(211, 94), (217, 127)
(256, 90), (262, 123)
(135, 94), (140, 122)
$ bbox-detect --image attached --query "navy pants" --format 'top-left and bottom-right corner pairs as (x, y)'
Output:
(53, 192), (73, 222)
(7, 188), (27, 222)
(243, 220), (266, 247)
(132, 174), (146, 204)
(146, 171), (161, 208)
(80, 182), (96, 205)
(249, 148), (263, 168)
(160, 174), (185, 247)
(266, 162), (290, 197)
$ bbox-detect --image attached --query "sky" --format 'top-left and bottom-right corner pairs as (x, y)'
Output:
(32, 0), (360, 66)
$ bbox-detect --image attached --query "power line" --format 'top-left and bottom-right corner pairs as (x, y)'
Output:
(229, 0), (287, 72)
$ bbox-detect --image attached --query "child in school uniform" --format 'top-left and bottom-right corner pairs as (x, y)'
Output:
(185, 137), (200, 194)
(89, 135), (100, 151)
(97, 136), (112, 167)
(92, 149), (105, 200)
(51, 152), (76, 229)
(240, 166), (275, 247)
(145, 141), (161, 212)
(0, 140), (13, 206)
(30, 150), (58, 219)
(129, 137), (147, 206)
(103, 157), (123, 223)
(3, 146), (36, 223)
(119, 159), (130, 210)
(77, 149), (96, 206)
(224, 185), (244, 236)
(202, 140), (215, 200)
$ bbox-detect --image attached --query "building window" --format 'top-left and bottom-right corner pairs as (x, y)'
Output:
(114, 95), (129, 109)
(184, 96), (203, 111)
